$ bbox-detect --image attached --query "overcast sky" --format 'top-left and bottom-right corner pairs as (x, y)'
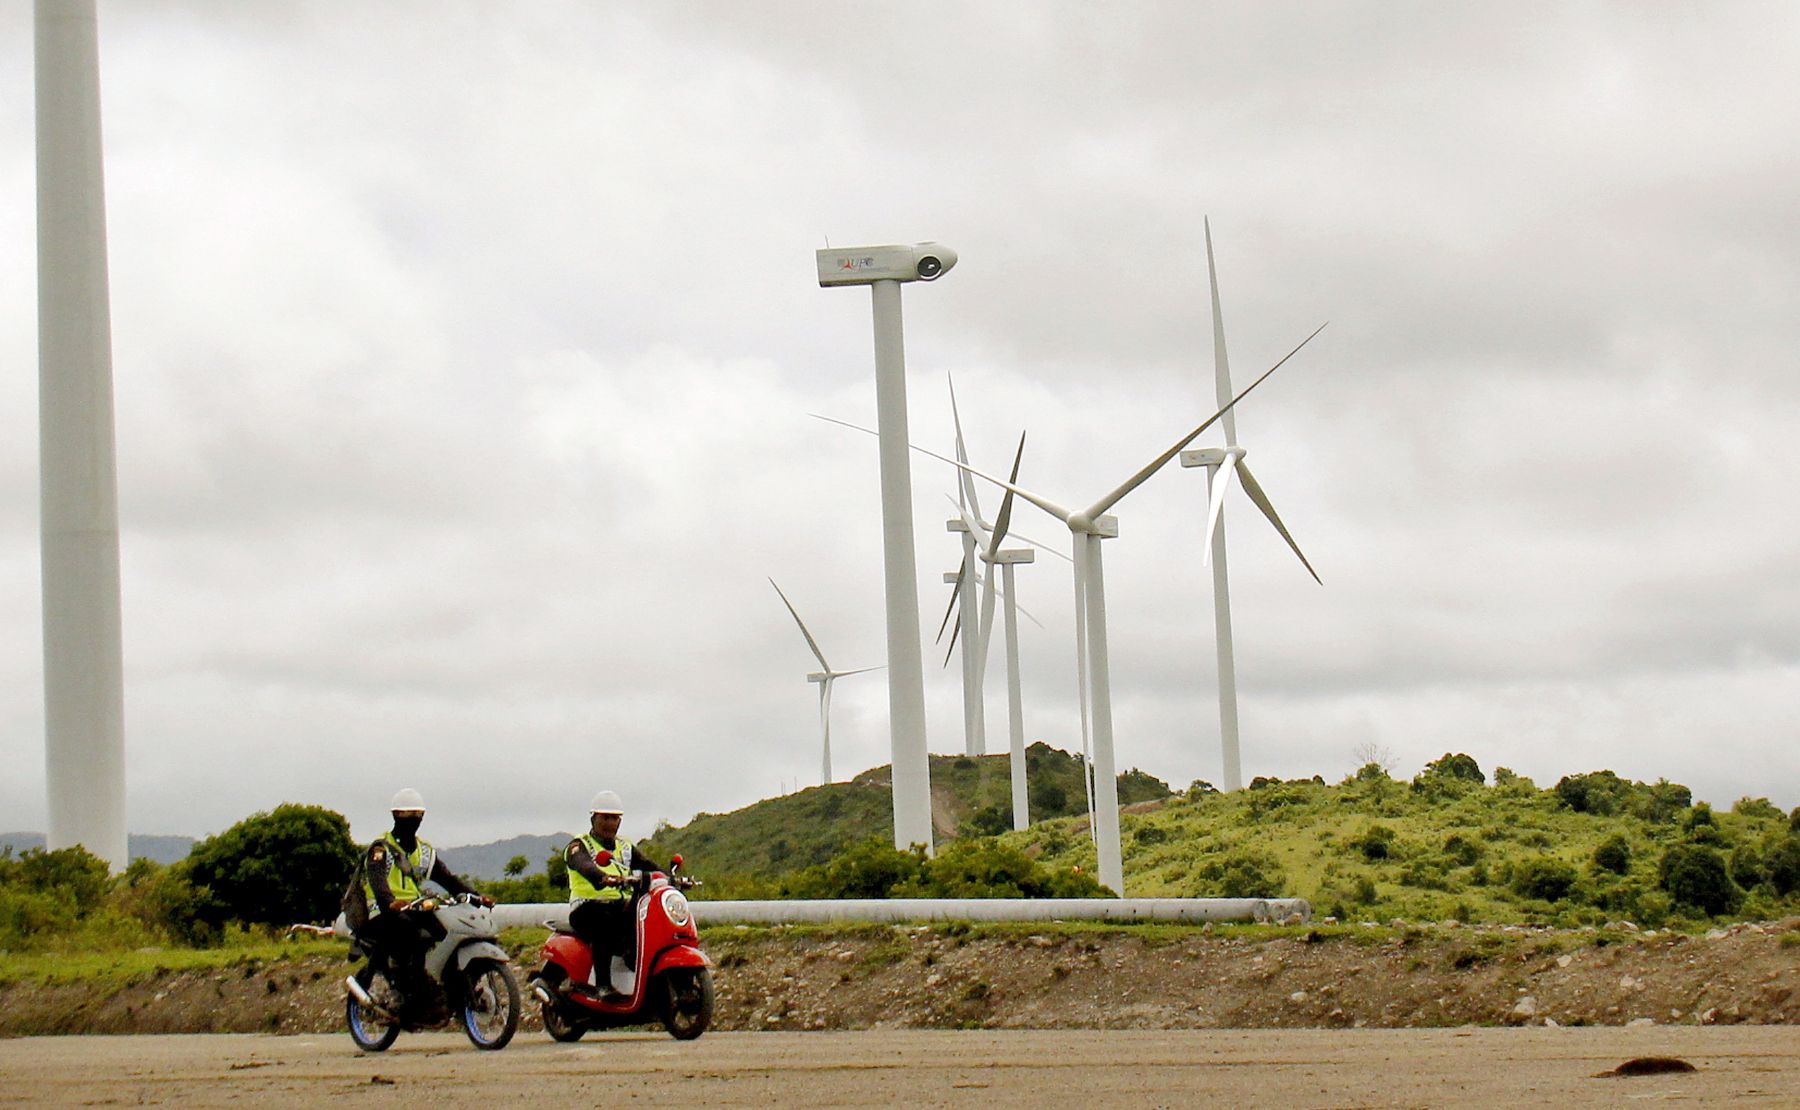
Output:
(4, 3), (1796, 848)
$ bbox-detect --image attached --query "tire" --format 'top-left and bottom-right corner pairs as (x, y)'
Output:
(460, 959), (520, 1050)
(541, 997), (588, 1042)
(346, 965), (402, 1052)
(657, 966), (714, 1041)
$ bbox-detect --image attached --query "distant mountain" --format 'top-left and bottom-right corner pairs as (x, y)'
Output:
(437, 833), (577, 880)
(0, 832), (195, 866)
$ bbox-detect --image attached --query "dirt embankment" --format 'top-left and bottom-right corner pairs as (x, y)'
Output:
(3, 920), (1797, 1037)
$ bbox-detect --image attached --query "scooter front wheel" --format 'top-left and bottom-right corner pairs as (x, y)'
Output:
(346, 965), (402, 1052)
(657, 966), (714, 1041)
(460, 959), (520, 1050)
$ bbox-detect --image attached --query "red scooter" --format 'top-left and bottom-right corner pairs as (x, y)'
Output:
(529, 852), (714, 1041)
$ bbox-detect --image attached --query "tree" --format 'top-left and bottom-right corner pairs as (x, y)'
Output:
(1657, 844), (1740, 916)
(1421, 752), (1485, 784)
(181, 804), (359, 930)
(1592, 835), (1632, 876)
(1511, 857), (1579, 902)
(504, 855), (529, 878)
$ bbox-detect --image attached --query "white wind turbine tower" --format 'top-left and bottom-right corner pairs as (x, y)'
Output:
(1179, 221), (1321, 793)
(770, 579), (884, 785)
(836, 326), (1325, 895)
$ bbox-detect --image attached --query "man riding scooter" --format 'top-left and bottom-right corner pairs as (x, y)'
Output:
(563, 790), (664, 997)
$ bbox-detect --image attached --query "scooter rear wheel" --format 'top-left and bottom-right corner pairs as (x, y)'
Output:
(542, 997), (588, 1042)
(346, 965), (402, 1052)
(657, 966), (714, 1041)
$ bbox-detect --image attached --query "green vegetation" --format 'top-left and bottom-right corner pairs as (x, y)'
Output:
(641, 744), (1170, 881)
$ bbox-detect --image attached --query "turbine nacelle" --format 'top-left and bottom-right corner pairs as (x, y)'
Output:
(816, 242), (959, 286)
(1180, 445), (1248, 469)
(1067, 513), (1120, 539)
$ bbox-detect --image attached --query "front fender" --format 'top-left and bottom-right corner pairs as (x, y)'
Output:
(649, 945), (711, 976)
(454, 941), (510, 971)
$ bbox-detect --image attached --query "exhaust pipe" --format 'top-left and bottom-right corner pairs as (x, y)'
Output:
(531, 980), (554, 1005)
(345, 975), (399, 1021)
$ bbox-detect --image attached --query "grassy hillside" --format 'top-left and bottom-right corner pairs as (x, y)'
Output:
(642, 744), (1171, 880)
(1002, 759), (1800, 926)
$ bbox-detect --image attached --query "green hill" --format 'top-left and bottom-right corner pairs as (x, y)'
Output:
(999, 758), (1800, 926)
(647, 748), (1800, 927)
(641, 743), (1171, 880)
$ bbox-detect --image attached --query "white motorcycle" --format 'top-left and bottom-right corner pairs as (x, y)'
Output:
(344, 893), (521, 1051)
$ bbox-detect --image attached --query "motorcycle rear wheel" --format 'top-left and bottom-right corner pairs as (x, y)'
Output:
(460, 959), (520, 1050)
(657, 966), (714, 1041)
(346, 965), (401, 1052)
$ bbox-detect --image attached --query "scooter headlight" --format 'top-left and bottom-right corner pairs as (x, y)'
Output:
(662, 889), (691, 928)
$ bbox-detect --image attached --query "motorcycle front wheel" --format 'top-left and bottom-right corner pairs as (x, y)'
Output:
(657, 966), (715, 1041)
(460, 959), (520, 1050)
(346, 965), (402, 1052)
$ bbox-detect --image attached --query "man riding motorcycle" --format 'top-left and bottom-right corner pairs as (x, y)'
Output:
(358, 788), (492, 1010)
(564, 790), (664, 994)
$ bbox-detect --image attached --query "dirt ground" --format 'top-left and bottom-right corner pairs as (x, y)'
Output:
(2, 918), (1797, 1037)
(1, 1028), (1797, 1108)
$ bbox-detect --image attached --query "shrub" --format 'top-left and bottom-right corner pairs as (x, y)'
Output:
(1764, 837), (1800, 897)
(1191, 851), (1287, 899)
(1729, 845), (1767, 890)
(1511, 857), (1579, 902)
(181, 803), (360, 930)
(1658, 844), (1740, 916)
(782, 839), (924, 899)
(1732, 797), (1783, 820)
(1442, 835), (1483, 867)
(1592, 835), (1632, 876)
(960, 803), (1012, 839)
(1421, 753), (1485, 784)
(1349, 825), (1397, 861)
(1554, 771), (1630, 816)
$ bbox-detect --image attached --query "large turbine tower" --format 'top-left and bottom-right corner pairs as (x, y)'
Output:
(1180, 220), (1321, 792)
(36, 0), (127, 868)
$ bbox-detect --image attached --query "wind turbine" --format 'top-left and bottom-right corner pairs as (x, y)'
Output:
(769, 579), (884, 785)
(830, 325), (1326, 895)
(1179, 220), (1321, 792)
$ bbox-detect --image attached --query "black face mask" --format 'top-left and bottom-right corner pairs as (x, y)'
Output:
(391, 815), (423, 847)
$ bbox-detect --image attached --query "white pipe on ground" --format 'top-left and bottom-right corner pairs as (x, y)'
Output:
(483, 897), (1310, 933)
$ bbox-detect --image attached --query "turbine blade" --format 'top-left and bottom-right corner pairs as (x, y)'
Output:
(1237, 462), (1322, 585)
(982, 431), (1027, 562)
(934, 565), (964, 643)
(948, 375), (985, 522)
(836, 664), (886, 677)
(1009, 526), (1073, 563)
(1081, 321), (1327, 520)
(1205, 216), (1238, 446)
(814, 412), (1079, 526)
(769, 578), (832, 671)
(943, 612), (961, 668)
(1201, 451), (1240, 568)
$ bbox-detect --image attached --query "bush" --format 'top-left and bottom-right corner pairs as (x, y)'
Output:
(1729, 845), (1767, 890)
(1658, 844), (1740, 916)
(781, 839), (924, 899)
(1511, 857), (1579, 902)
(1349, 825), (1397, 861)
(1191, 851), (1287, 899)
(1554, 771), (1630, 816)
(1421, 753), (1485, 784)
(181, 803), (360, 930)
(1592, 835), (1632, 876)
(1764, 837), (1800, 897)
(1442, 834), (1483, 867)
(1732, 797), (1783, 820)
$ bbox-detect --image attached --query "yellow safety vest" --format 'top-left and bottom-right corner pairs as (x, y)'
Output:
(363, 834), (437, 908)
(568, 834), (633, 904)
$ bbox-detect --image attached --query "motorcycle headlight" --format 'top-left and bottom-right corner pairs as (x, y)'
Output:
(662, 889), (691, 928)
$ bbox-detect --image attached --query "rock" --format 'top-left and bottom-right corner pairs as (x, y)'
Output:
(1288, 991), (1308, 1003)
(1543, 1017), (1559, 1027)
(1511, 996), (1538, 1018)
(1705, 928), (1729, 941)
(1280, 913), (1305, 926)
(1619, 975), (1640, 990)
(1627, 1017), (1655, 1027)
(1699, 1007), (1719, 1024)
(1557, 955), (1573, 968)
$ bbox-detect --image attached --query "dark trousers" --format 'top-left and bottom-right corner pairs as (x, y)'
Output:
(569, 899), (635, 979)
(360, 908), (445, 978)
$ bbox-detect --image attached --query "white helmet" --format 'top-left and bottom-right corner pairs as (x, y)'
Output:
(589, 790), (624, 815)
(390, 787), (427, 813)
